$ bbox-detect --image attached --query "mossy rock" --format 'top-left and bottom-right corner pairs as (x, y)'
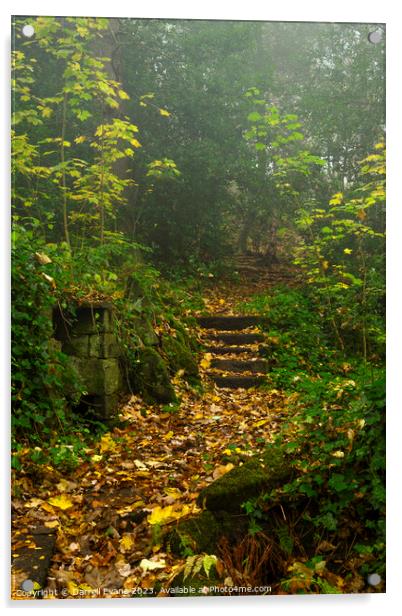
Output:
(161, 334), (199, 379)
(170, 319), (200, 353)
(131, 316), (159, 347)
(130, 346), (176, 403)
(197, 445), (292, 513)
(165, 510), (248, 556)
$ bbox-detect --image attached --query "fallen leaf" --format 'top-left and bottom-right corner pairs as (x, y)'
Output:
(120, 534), (135, 552)
(139, 558), (166, 572)
(212, 463), (234, 480)
(100, 433), (116, 453)
(48, 495), (74, 510)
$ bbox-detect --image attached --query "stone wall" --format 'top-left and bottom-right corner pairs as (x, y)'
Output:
(53, 303), (124, 419)
(52, 301), (200, 420)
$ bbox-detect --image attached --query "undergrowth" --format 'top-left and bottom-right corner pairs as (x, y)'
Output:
(237, 286), (385, 592)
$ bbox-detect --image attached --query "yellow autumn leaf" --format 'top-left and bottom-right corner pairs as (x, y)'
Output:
(34, 251), (52, 265)
(25, 498), (44, 508)
(91, 454), (103, 463)
(44, 520), (59, 529)
(343, 248), (353, 254)
(212, 463), (234, 480)
(147, 504), (191, 526)
(66, 580), (80, 596)
(130, 138), (142, 148)
(218, 299), (225, 305)
(164, 487), (182, 500)
(329, 192), (343, 205)
(200, 353), (213, 369)
(48, 494), (74, 510)
(164, 430), (174, 440)
(100, 433), (115, 453)
(116, 500), (145, 515)
(253, 418), (269, 427)
(159, 108), (171, 117)
(120, 534), (135, 552)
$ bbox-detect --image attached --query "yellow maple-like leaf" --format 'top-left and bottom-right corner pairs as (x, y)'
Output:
(120, 534), (135, 552)
(147, 504), (191, 526)
(48, 495), (74, 510)
(100, 433), (116, 453)
(329, 192), (343, 206)
(159, 108), (171, 117)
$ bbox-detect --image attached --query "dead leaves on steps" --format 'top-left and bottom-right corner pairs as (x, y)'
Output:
(11, 372), (289, 599)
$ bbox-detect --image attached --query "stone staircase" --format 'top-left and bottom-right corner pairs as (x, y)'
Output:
(197, 315), (269, 389)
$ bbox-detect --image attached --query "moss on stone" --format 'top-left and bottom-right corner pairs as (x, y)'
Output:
(161, 334), (199, 379)
(197, 445), (291, 513)
(170, 319), (200, 353)
(130, 346), (176, 403)
(131, 316), (159, 347)
(165, 510), (248, 556)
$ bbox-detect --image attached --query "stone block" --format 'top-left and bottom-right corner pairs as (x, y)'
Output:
(62, 335), (90, 358)
(88, 333), (122, 358)
(81, 393), (120, 420)
(197, 446), (291, 513)
(72, 358), (122, 396)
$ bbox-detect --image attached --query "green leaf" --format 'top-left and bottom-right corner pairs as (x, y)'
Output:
(247, 111), (262, 122)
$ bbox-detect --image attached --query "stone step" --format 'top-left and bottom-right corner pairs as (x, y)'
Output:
(204, 345), (254, 355)
(12, 527), (56, 595)
(208, 375), (265, 389)
(211, 358), (268, 373)
(207, 332), (265, 345)
(197, 315), (265, 331)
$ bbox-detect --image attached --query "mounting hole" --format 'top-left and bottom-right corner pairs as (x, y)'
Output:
(367, 573), (382, 586)
(21, 579), (35, 592)
(22, 24), (35, 38)
(368, 30), (383, 44)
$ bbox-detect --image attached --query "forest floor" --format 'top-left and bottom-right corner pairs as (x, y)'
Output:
(10, 259), (348, 599)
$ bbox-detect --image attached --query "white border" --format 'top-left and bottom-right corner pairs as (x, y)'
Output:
(2, 1), (401, 614)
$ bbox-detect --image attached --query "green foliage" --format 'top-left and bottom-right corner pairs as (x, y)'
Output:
(11, 223), (83, 439)
(239, 285), (385, 577)
(294, 143), (385, 357)
(11, 16), (177, 249)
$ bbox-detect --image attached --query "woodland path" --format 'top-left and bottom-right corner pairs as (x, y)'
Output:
(12, 256), (297, 598)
